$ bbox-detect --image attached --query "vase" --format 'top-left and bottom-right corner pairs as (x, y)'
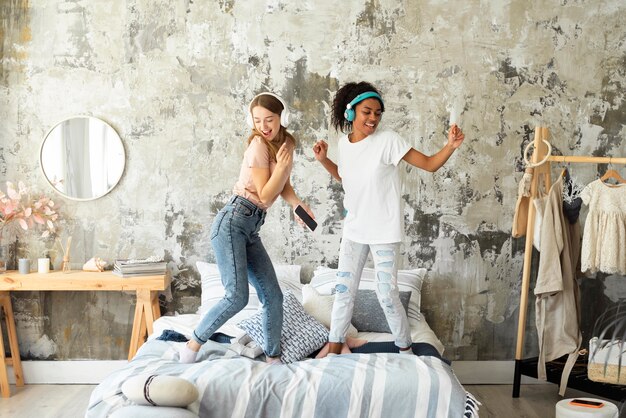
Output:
(18, 258), (30, 274)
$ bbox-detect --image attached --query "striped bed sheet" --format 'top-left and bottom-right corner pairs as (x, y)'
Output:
(86, 339), (479, 418)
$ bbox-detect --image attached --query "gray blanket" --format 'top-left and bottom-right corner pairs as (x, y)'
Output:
(86, 340), (479, 418)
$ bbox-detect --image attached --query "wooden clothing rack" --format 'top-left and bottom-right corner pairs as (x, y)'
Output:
(512, 126), (626, 400)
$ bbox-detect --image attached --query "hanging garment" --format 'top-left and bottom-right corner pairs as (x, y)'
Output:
(580, 179), (626, 276)
(531, 172), (548, 251)
(512, 168), (533, 238)
(534, 177), (582, 396)
(533, 192), (548, 251)
(562, 169), (584, 224)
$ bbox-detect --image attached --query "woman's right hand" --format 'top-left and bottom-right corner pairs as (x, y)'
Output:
(312, 140), (328, 162)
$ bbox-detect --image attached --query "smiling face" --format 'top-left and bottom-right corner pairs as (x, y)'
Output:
(251, 105), (281, 142)
(351, 98), (383, 141)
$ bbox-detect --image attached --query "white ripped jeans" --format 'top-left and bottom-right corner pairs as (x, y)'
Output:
(329, 238), (412, 348)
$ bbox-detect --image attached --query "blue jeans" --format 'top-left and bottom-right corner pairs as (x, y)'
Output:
(192, 195), (283, 357)
(329, 239), (412, 348)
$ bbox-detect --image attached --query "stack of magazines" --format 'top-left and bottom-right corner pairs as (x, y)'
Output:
(113, 256), (167, 278)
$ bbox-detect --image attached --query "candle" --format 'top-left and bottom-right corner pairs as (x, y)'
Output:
(38, 258), (50, 274)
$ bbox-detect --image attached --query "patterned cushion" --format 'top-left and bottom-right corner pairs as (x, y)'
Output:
(350, 289), (412, 333)
(196, 262), (302, 328)
(238, 290), (328, 363)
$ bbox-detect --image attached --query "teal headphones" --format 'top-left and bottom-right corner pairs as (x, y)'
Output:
(344, 91), (384, 122)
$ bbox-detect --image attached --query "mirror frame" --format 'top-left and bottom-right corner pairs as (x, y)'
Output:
(40, 116), (126, 201)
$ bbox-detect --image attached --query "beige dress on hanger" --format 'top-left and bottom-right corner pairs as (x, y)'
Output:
(533, 177), (582, 396)
(580, 179), (626, 276)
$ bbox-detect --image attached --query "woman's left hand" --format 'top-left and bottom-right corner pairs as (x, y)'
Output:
(447, 124), (465, 149)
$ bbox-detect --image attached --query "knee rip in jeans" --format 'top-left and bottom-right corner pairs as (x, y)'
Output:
(334, 283), (349, 293)
(335, 272), (351, 294)
(377, 271), (392, 282)
(337, 271), (351, 279)
(377, 260), (394, 268)
(376, 249), (395, 257)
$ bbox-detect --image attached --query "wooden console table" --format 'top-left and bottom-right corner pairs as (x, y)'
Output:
(0, 269), (170, 397)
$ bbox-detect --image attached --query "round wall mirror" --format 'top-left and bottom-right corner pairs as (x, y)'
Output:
(40, 116), (125, 201)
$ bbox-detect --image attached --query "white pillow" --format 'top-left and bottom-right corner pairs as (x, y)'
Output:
(309, 266), (426, 323)
(196, 262), (302, 328)
(238, 290), (328, 363)
(301, 284), (358, 337)
(121, 375), (199, 407)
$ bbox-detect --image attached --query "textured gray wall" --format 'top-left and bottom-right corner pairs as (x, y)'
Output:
(1, 0), (625, 361)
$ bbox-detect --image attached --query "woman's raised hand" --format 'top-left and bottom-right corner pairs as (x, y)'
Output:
(276, 142), (293, 169)
(447, 124), (465, 149)
(312, 140), (328, 161)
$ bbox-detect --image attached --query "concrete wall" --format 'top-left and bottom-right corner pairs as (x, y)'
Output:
(1, 0), (624, 361)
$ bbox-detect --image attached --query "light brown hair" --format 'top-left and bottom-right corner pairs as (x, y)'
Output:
(247, 94), (296, 161)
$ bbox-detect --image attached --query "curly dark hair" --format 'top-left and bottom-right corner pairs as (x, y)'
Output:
(331, 81), (385, 133)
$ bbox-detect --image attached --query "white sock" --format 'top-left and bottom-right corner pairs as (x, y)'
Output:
(179, 342), (199, 363)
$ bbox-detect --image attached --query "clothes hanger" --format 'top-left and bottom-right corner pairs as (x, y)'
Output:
(558, 156), (568, 178)
(600, 157), (626, 185)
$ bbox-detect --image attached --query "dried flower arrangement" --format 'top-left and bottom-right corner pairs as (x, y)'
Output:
(0, 181), (59, 238)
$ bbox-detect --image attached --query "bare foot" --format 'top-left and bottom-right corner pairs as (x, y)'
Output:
(316, 342), (351, 358)
(266, 356), (283, 365)
(329, 342), (344, 354)
(345, 337), (368, 349)
(315, 342), (331, 358)
(188, 340), (201, 352)
(398, 346), (413, 355)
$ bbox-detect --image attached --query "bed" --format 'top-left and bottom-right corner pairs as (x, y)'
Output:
(86, 264), (479, 418)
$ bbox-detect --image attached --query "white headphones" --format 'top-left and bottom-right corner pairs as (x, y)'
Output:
(246, 92), (291, 128)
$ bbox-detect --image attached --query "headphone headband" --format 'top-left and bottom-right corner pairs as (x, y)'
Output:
(344, 91), (384, 122)
(246, 92), (291, 128)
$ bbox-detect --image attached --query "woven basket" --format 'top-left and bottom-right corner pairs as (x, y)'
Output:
(588, 337), (626, 385)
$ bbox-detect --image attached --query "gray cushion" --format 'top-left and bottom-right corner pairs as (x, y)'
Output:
(351, 289), (412, 333)
(238, 290), (328, 363)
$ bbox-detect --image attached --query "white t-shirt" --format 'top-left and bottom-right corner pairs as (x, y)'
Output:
(338, 129), (411, 244)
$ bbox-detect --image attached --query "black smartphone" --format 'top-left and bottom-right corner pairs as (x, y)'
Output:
(295, 205), (317, 231)
(569, 399), (604, 408)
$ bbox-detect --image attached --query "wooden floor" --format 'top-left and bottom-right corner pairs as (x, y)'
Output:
(467, 385), (621, 418)
(0, 384), (621, 417)
(0, 384), (95, 418)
